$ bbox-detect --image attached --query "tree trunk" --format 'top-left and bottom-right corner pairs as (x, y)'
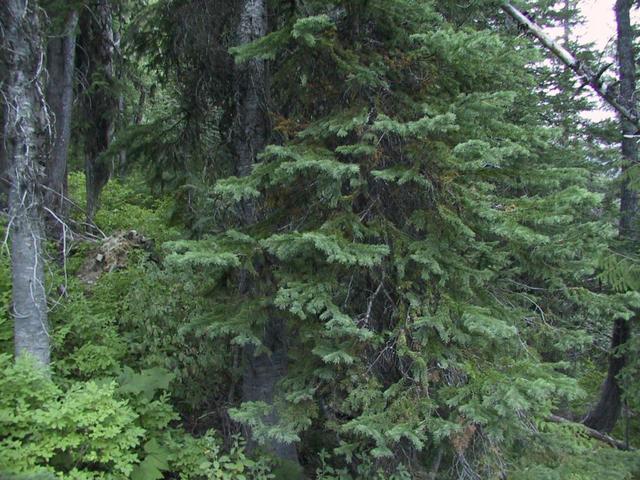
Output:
(0, 93), (8, 210)
(584, 319), (631, 432)
(78, 0), (116, 225)
(0, 31), (9, 209)
(562, 0), (571, 48)
(234, 0), (268, 186)
(1, 0), (50, 366)
(584, 0), (637, 434)
(234, 0), (299, 464)
(45, 10), (78, 240)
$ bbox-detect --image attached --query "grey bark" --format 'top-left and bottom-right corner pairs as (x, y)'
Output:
(234, 0), (299, 464)
(1, 0), (50, 366)
(234, 0), (268, 208)
(0, 35), (9, 209)
(584, 0), (637, 434)
(0, 92), (8, 209)
(45, 10), (78, 240)
(78, 0), (116, 225)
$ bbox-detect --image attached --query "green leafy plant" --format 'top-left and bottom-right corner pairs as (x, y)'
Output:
(0, 354), (143, 479)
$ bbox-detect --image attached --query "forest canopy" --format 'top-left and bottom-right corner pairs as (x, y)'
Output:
(0, 0), (639, 478)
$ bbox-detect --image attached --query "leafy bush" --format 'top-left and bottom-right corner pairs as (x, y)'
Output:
(0, 250), (12, 354)
(0, 354), (274, 479)
(52, 281), (129, 379)
(67, 172), (181, 242)
(0, 354), (143, 479)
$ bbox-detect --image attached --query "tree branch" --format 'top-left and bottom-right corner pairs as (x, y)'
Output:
(501, 2), (640, 130)
(548, 414), (634, 451)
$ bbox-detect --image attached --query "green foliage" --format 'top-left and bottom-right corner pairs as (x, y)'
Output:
(52, 279), (129, 379)
(67, 172), (181, 242)
(0, 354), (143, 478)
(4, 0), (638, 478)
(0, 351), (273, 479)
(169, 433), (274, 480)
(0, 250), (12, 353)
(598, 250), (640, 293)
(0, 178), (274, 479)
(163, 0), (638, 476)
(510, 419), (640, 479)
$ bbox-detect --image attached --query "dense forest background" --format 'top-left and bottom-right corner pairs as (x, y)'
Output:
(1, 0), (640, 478)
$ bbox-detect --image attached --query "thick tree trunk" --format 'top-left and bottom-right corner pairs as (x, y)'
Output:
(1, 0), (50, 366)
(584, 0), (637, 434)
(78, 0), (116, 225)
(584, 319), (631, 432)
(234, 0), (298, 464)
(0, 96), (8, 210)
(242, 318), (299, 462)
(0, 35), (9, 209)
(45, 10), (78, 240)
(234, 0), (268, 203)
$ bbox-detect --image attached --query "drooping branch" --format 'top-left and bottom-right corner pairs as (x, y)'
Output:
(548, 415), (633, 451)
(501, 2), (640, 131)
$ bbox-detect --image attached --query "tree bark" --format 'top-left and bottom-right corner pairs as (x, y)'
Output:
(0, 29), (9, 209)
(45, 9), (78, 240)
(78, 0), (116, 225)
(0, 88), (8, 210)
(234, 0), (268, 193)
(234, 0), (299, 464)
(1, 0), (50, 366)
(583, 0), (637, 434)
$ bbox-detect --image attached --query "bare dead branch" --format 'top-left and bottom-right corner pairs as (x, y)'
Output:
(548, 414), (634, 450)
(501, 2), (640, 130)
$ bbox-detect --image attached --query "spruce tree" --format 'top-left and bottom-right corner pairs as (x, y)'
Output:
(167, 0), (616, 474)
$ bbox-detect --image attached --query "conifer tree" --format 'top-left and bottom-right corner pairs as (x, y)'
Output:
(584, 0), (638, 434)
(233, 0), (300, 464)
(167, 0), (616, 474)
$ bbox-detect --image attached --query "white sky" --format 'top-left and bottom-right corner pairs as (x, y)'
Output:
(576, 0), (617, 120)
(577, 0), (617, 51)
(572, 1), (639, 120)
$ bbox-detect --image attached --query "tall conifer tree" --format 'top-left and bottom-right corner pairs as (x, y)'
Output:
(167, 0), (616, 474)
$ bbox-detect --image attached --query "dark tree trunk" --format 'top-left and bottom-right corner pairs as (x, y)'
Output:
(584, 0), (637, 434)
(45, 10), (78, 240)
(1, 0), (50, 366)
(78, 0), (116, 225)
(117, 93), (127, 179)
(584, 319), (631, 432)
(234, 0), (299, 464)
